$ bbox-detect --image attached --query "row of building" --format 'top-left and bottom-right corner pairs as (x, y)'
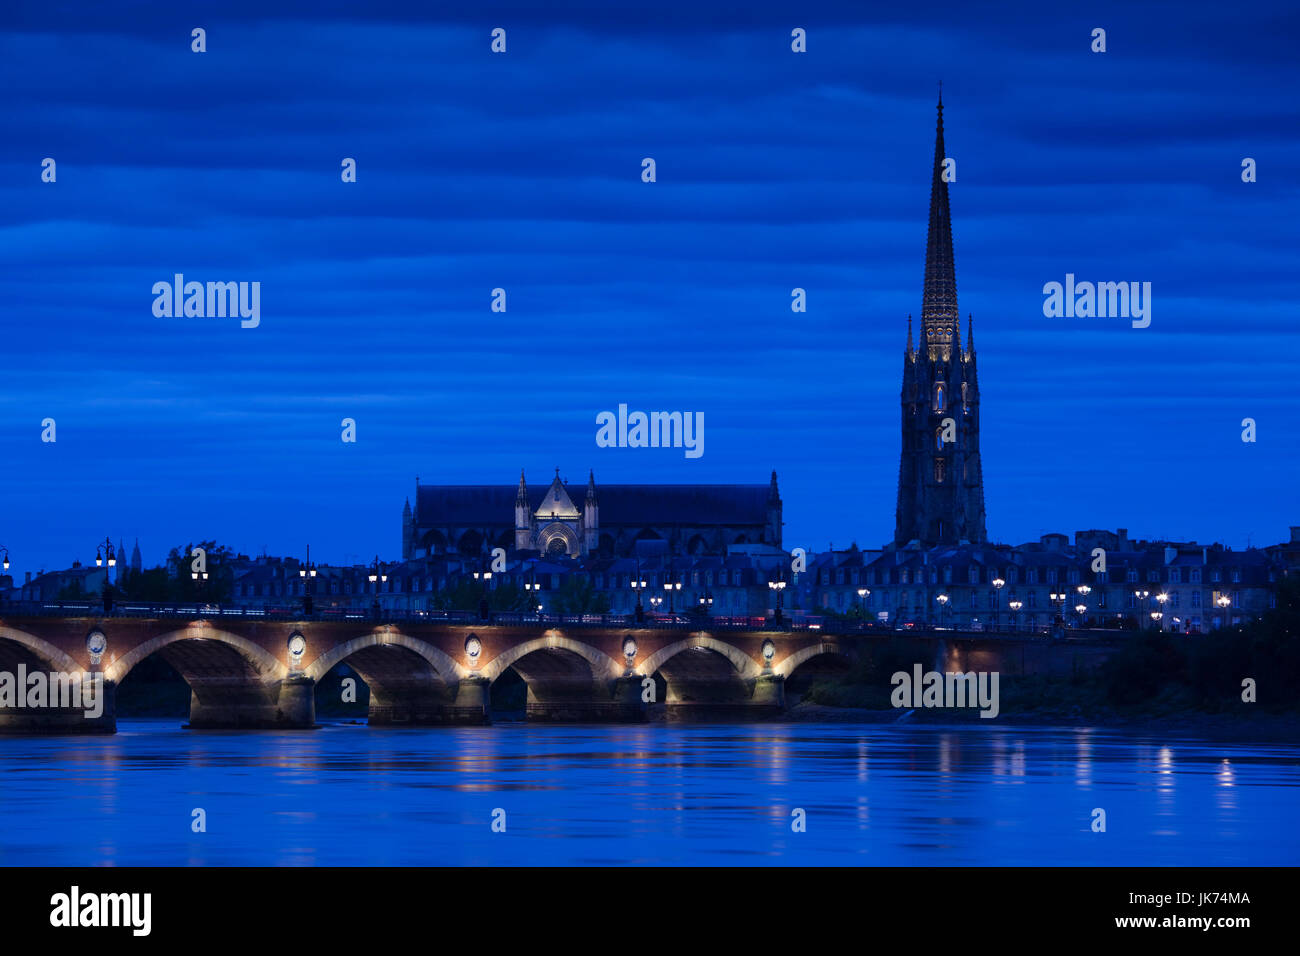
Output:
(5, 527), (1296, 634)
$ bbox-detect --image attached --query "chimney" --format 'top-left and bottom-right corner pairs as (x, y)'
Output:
(1118, 528), (1128, 550)
(25, 571), (32, 584)
(1291, 526), (1300, 544)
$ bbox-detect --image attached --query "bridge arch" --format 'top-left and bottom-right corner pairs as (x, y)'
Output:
(303, 630), (463, 684)
(638, 634), (761, 681)
(480, 634), (622, 685)
(773, 641), (850, 680)
(104, 624), (287, 685)
(0, 625), (83, 674)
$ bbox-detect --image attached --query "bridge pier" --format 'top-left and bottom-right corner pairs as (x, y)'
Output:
(0, 679), (117, 735)
(186, 677), (316, 729)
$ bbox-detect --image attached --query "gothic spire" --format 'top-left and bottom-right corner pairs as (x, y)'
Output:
(586, 469), (597, 501)
(921, 96), (958, 336)
(516, 468), (527, 502)
(906, 314), (914, 356)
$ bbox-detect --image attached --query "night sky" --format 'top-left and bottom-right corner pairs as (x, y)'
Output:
(2, 0), (1297, 574)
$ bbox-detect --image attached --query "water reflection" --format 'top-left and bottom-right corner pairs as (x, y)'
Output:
(0, 720), (1295, 866)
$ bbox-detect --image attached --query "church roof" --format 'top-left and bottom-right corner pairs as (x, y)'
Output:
(416, 483), (770, 527)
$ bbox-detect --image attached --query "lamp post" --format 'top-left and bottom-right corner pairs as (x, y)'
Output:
(935, 592), (949, 628)
(1155, 592), (1169, 632)
(1150, 610), (1163, 629)
(525, 560), (542, 617)
(1, 545), (10, 572)
(767, 574), (787, 627)
(631, 563), (647, 624)
(95, 537), (117, 613)
(1133, 588), (1150, 629)
(649, 594), (663, 616)
(663, 579), (681, 615)
(471, 559), (492, 622)
(991, 577), (1005, 630)
(1049, 590), (1067, 631)
(369, 555), (388, 620)
(1074, 603), (1087, 627)
(857, 587), (870, 627)
(1215, 593), (1231, 628)
(298, 546), (317, 616)
(698, 589), (714, 616)
(1008, 599), (1023, 632)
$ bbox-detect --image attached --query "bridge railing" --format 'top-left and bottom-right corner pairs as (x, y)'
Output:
(0, 599), (1132, 641)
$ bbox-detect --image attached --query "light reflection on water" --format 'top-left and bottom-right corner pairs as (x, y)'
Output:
(0, 719), (1296, 866)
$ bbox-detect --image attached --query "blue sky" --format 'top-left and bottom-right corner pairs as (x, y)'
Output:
(1, 0), (1297, 573)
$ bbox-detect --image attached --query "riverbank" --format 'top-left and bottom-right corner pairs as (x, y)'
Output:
(785, 700), (1300, 742)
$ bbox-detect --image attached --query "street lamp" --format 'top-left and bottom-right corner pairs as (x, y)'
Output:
(991, 577), (1005, 630)
(1049, 590), (1067, 630)
(1134, 589), (1150, 629)
(369, 555), (388, 620)
(857, 587), (870, 626)
(649, 594), (663, 615)
(298, 546), (318, 616)
(767, 574), (787, 627)
(1074, 602), (1087, 626)
(95, 537), (116, 568)
(630, 565), (647, 623)
(698, 590), (714, 615)
(1151, 610), (1163, 627)
(471, 560), (492, 622)
(1155, 592), (1169, 632)
(95, 537), (116, 614)
(663, 579), (681, 615)
(0, 545), (10, 572)
(936, 592), (950, 628)
(1008, 599), (1023, 632)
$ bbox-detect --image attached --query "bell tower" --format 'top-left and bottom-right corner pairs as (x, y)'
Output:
(894, 95), (987, 548)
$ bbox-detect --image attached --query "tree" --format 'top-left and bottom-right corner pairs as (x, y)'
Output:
(166, 541), (236, 602)
(547, 578), (611, 615)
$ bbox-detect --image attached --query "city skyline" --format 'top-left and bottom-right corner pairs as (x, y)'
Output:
(3, 0), (1297, 573)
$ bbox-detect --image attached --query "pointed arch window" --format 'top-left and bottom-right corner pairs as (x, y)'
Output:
(934, 384), (946, 412)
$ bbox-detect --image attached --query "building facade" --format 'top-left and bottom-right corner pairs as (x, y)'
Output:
(402, 469), (782, 560)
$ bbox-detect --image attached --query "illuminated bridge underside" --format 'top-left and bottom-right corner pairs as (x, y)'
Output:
(0, 618), (1116, 733)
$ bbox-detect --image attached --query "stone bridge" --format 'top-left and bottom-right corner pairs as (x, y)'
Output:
(0, 614), (1118, 733)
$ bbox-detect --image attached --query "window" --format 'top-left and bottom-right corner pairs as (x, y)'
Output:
(968, 567), (979, 584)
(1047, 569), (1057, 584)
(934, 384), (946, 412)
(1169, 568), (1180, 584)
(1192, 591), (1201, 607)
(1232, 569), (1241, 583)
(943, 566), (952, 584)
(1027, 569), (1038, 584)
(1127, 569), (1138, 583)
(1211, 570), (1220, 583)
(1190, 569), (1201, 583)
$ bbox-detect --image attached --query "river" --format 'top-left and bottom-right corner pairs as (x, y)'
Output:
(1, 719), (1295, 865)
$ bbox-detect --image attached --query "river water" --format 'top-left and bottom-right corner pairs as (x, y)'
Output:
(1, 719), (1295, 866)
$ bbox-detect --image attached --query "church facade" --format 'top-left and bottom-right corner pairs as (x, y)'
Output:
(402, 469), (782, 559)
(894, 97), (988, 549)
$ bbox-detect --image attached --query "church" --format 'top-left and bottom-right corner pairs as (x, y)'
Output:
(893, 95), (988, 549)
(402, 469), (782, 559)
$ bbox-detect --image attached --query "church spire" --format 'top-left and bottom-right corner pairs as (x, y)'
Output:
(921, 95), (958, 345)
(906, 314), (914, 357)
(516, 468), (528, 503)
